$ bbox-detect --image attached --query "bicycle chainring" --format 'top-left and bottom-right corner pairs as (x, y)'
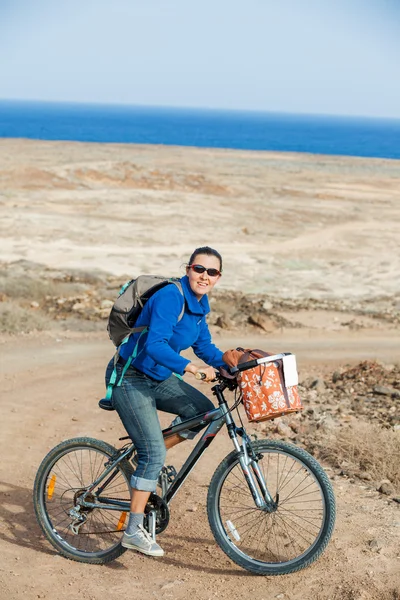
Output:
(144, 493), (170, 534)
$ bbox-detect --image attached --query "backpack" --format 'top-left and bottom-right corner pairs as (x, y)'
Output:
(107, 275), (184, 347)
(104, 275), (185, 402)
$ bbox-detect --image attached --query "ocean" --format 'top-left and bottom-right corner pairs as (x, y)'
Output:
(0, 99), (399, 160)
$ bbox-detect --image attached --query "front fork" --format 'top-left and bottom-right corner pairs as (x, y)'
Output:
(228, 424), (276, 511)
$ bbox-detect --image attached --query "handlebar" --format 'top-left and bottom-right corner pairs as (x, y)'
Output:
(195, 371), (207, 380)
(195, 352), (293, 383)
(228, 353), (291, 374)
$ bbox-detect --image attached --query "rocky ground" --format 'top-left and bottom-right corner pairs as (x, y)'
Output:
(0, 140), (399, 599)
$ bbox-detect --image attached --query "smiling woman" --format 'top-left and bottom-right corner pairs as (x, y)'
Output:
(186, 246), (222, 299)
(104, 245), (227, 557)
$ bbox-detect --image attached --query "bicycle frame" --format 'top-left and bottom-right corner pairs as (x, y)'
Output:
(78, 379), (275, 515)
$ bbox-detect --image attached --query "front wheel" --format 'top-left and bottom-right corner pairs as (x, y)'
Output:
(207, 440), (336, 575)
(33, 437), (133, 564)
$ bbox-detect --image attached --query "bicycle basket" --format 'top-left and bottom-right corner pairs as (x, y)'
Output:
(237, 350), (303, 423)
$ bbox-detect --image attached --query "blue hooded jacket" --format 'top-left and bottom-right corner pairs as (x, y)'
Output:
(119, 275), (225, 381)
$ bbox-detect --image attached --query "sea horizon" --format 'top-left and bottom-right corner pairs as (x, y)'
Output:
(1, 98), (399, 160)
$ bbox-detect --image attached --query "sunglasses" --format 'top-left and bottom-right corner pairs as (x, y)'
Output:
(188, 264), (221, 277)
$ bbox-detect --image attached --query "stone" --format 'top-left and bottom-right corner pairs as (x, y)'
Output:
(215, 315), (234, 329)
(287, 420), (301, 433)
(262, 300), (273, 311)
(72, 302), (86, 312)
(100, 299), (113, 309)
(277, 422), (295, 439)
(373, 385), (394, 396)
(30, 301), (39, 308)
(377, 480), (394, 495)
(310, 378), (326, 392)
(368, 538), (384, 552)
(248, 312), (275, 332)
(332, 371), (341, 383)
(358, 471), (372, 481)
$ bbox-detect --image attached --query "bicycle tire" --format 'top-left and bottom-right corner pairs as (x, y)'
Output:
(207, 439), (336, 575)
(33, 437), (133, 564)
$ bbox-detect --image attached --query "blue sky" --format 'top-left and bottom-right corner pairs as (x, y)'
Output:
(1, 0), (400, 118)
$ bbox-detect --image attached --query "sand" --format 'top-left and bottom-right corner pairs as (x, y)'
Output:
(0, 139), (399, 600)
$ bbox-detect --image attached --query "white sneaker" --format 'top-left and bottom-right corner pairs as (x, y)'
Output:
(121, 524), (164, 557)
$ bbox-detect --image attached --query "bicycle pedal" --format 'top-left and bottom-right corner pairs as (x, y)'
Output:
(164, 465), (177, 483)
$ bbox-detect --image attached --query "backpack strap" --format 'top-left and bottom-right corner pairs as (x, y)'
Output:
(105, 327), (148, 400)
(173, 280), (185, 323)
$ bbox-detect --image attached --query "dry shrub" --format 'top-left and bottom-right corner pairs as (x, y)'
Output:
(0, 275), (85, 301)
(0, 302), (48, 333)
(319, 421), (400, 491)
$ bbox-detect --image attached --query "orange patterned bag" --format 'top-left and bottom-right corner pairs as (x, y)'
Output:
(237, 349), (303, 423)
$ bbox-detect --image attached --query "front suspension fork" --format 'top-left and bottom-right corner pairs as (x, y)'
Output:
(231, 429), (276, 510)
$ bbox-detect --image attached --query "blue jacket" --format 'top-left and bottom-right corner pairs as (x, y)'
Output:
(119, 275), (225, 381)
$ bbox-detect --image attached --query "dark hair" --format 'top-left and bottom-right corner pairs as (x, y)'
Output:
(188, 246), (223, 272)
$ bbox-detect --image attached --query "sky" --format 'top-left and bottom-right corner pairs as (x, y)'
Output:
(1, 0), (400, 118)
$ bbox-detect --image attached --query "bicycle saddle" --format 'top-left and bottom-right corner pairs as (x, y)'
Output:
(98, 398), (115, 411)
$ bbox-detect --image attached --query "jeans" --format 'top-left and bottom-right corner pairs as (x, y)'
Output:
(105, 359), (214, 492)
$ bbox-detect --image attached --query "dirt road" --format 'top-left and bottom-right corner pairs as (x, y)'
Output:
(1, 330), (399, 600)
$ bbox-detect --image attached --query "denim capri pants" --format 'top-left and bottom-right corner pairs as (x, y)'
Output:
(105, 360), (214, 492)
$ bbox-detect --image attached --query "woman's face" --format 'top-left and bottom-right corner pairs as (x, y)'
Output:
(186, 253), (222, 300)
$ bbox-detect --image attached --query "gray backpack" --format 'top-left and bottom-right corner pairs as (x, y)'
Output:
(104, 275), (185, 402)
(107, 275), (185, 347)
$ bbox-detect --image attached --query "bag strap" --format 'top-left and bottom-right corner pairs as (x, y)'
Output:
(105, 327), (148, 400)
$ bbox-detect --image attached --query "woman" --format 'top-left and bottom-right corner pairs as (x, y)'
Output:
(106, 246), (226, 557)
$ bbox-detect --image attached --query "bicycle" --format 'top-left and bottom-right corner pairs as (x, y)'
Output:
(33, 353), (336, 575)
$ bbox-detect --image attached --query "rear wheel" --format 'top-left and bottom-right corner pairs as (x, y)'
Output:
(33, 437), (133, 564)
(207, 440), (336, 575)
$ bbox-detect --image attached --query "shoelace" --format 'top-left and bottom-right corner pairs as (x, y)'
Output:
(136, 524), (154, 546)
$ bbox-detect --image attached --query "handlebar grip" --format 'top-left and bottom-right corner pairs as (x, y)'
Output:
(195, 371), (207, 380)
(230, 359), (259, 374)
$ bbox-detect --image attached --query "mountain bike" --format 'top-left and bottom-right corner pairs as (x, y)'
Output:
(33, 354), (336, 575)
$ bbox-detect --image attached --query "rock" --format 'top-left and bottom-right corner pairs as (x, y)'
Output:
(332, 371), (342, 383)
(287, 419), (301, 433)
(316, 415), (336, 432)
(215, 315), (234, 329)
(277, 422), (295, 439)
(368, 538), (384, 552)
(358, 471), (372, 481)
(248, 312), (275, 332)
(71, 417), (79, 422)
(262, 300), (273, 311)
(310, 378), (326, 392)
(100, 299), (113, 309)
(160, 581), (183, 590)
(377, 480), (394, 495)
(72, 302), (86, 312)
(30, 301), (40, 308)
(373, 385), (394, 396)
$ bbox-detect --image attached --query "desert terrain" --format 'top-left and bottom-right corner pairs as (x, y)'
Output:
(0, 139), (399, 600)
